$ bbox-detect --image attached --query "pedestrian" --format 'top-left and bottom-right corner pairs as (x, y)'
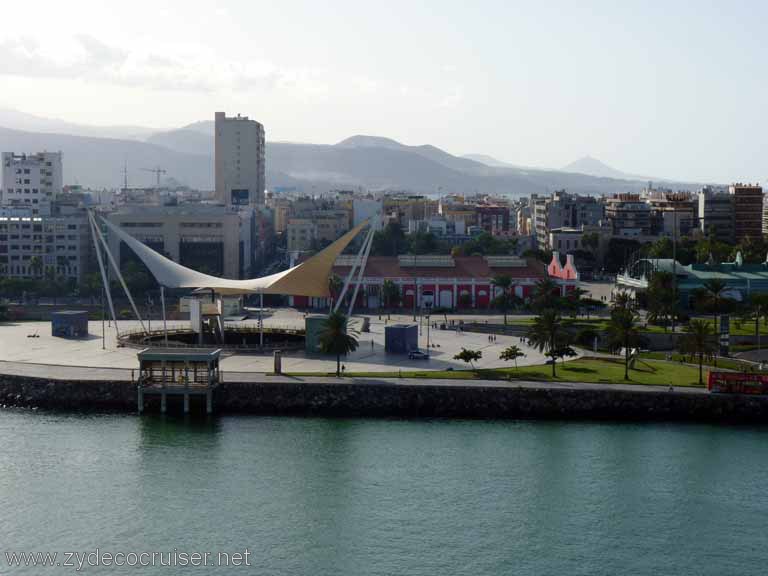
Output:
(371, 340), (374, 350)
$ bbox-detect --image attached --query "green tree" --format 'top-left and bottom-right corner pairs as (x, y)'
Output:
(318, 311), (359, 376)
(738, 293), (768, 343)
(678, 319), (717, 385)
(453, 348), (482, 369)
(702, 278), (728, 333)
(581, 232), (599, 253)
(732, 235), (767, 264)
(29, 256), (43, 279)
(526, 309), (571, 377)
(371, 222), (408, 256)
(382, 279), (401, 309)
(80, 272), (103, 304)
(499, 345), (526, 371)
(605, 306), (644, 380)
(646, 271), (678, 332)
(491, 275), (512, 325)
(562, 286), (588, 317)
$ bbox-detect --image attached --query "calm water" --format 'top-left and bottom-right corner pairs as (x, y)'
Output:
(0, 411), (766, 575)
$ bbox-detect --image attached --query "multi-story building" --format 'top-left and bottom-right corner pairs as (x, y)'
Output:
(604, 194), (651, 237)
(286, 218), (316, 253)
(645, 191), (695, 238)
(532, 191), (603, 248)
(475, 205), (511, 235)
(214, 112), (265, 207)
(0, 209), (90, 282)
(730, 183), (763, 242)
(384, 194), (438, 223)
(698, 186), (734, 243)
(1, 152), (63, 216)
(286, 208), (350, 253)
(106, 205), (255, 279)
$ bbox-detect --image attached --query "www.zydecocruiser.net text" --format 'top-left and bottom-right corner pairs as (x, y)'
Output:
(5, 549), (252, 570)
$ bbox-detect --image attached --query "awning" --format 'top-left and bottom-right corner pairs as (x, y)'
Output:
(100, 216), (368, 297)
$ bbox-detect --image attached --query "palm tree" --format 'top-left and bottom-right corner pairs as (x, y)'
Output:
(328, 274), (343, 311)
(605, 307), (643, 380)
(679, 319), (717, 385)
(526, 309), (568, 377)
(702, 278), (727, 333)
(491, 275), (512, 325)
(499, 345), (526, 371)
(531, 278), (561, 311)
(613, 291), (633, 311)
(318, 311), (359, 376)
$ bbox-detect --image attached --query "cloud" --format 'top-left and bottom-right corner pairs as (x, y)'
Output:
(0, 34), (327, 96)
(438, 86), (465, 109)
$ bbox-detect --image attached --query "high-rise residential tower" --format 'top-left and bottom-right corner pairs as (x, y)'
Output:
(729, 183), (763, 242)
(214, 112), (265, 207)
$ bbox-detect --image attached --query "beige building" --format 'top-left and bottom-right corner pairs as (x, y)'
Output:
(287, 218), (316, 252)
(106, 205), (254, 279)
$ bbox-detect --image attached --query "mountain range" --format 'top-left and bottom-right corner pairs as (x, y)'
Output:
(0, 108), (698, 195)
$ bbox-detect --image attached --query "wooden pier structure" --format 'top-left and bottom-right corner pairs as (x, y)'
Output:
(136, 348), (221, 414)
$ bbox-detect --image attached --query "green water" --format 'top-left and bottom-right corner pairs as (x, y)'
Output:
(0, 411), (766, 575)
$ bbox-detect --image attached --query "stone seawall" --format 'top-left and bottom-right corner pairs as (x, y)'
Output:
(2, 374), (768, 423)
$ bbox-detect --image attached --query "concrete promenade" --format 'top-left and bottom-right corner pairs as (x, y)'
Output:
(0, 310), (558, 374)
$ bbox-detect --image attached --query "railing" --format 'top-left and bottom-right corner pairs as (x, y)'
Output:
(118, 323), (306, 352)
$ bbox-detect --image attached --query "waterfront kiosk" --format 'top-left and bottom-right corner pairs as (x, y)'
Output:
(136, 348), (221, 414)
(51, 310), (89, 338)
(385, 323), (418, 354)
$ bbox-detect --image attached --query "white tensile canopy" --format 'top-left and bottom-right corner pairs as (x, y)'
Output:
(100, 217), (368, 297)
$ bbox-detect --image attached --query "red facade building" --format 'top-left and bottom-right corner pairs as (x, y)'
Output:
(291, 254), (578, 310)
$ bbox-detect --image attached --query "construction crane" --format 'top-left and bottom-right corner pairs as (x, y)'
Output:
(141, 166), (167, 188)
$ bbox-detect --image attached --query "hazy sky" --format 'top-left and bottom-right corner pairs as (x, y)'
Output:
(0, 0), (765, 184)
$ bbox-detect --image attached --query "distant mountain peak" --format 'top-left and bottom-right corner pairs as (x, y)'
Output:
(335, 135), (406, 149)
(462, 153), (516, 169)
(561, 156), (627, 179)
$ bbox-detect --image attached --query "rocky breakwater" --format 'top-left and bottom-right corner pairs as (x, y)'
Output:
(220, 380), (768, 423)
(2, 373), (768, 422)
(0, 374), (134, 410)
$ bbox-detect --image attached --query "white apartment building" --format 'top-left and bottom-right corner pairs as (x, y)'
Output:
(0, 210), (90, 282)
(214, 112), (265, 207)
(1, 152), (63, 216)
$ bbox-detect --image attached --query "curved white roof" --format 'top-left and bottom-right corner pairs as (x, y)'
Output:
(101, 216), (368, 296)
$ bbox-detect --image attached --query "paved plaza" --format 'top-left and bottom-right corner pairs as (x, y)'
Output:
(0, 308), (558, 374)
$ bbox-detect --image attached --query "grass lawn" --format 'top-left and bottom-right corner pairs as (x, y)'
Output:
(698, 317), (768, 336)
(638, 351), (759, 372)
(503, 317), (673, 335)
(285, 357), (706, 387)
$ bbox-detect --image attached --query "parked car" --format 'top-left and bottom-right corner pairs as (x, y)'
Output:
(408, 349), (429, 360)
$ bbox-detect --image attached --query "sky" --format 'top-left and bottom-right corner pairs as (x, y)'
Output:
(0, 0), (765, 184)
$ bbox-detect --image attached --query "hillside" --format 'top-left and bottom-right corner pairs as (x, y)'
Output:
(0, 120), (701, 194)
